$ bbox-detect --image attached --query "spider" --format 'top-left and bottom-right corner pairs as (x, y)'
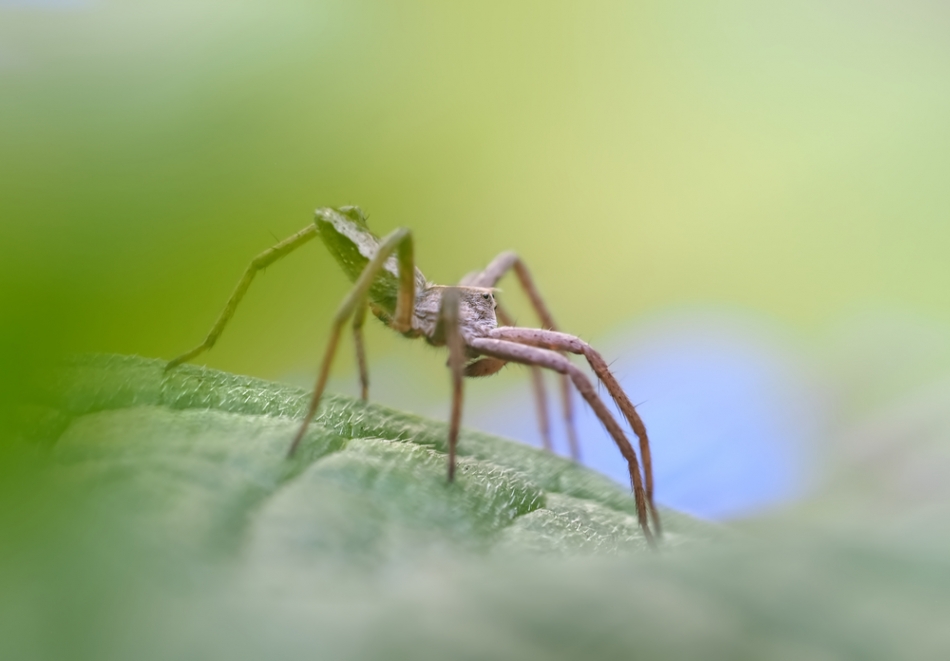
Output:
(166, 206), (660, 543)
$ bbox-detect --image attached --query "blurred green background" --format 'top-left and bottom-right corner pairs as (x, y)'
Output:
(4, 2), (950, 658)
(3, 0), (948, 388)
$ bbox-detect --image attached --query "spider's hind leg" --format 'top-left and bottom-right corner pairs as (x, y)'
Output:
(288, 227), (416, 458)
(166, 224), (319, 370)
(352, 302), (370, 401)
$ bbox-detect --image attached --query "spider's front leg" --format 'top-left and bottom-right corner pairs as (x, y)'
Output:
(488, 327), (661, 537)
(466, 336), (655, 546)
(462, 252), (578, 459)
(287, 227), (416, 457)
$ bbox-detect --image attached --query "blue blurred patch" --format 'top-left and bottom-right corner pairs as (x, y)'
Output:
(466, 308), (832, 520)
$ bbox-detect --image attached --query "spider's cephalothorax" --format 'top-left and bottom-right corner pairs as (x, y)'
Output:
(167, 206), (660, 545)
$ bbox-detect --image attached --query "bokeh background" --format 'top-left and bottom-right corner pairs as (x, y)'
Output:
(3, 0), (950, 519)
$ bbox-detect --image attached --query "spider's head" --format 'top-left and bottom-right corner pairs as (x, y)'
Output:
(455, 287), (498, 337)
(416, 286), (498, 344)
(471, 288), (497, 311)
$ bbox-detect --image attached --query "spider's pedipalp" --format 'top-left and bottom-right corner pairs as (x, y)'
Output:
(464, 356), (507, 378)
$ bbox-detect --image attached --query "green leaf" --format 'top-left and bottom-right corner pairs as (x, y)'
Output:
(5, 354), (948, 661)
(32, 354), (704, 560)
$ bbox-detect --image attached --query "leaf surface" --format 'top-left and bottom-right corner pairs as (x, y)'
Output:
(4, 354), (948, 661)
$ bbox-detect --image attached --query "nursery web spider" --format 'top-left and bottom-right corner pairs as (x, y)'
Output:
(166, 206), (660, 543)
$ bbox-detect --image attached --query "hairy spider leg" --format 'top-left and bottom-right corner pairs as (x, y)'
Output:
(465, 252), (579, 460)
(287, 228), (415, 458)
(488, 327), (661, 537)
(165, 225), (319, 370)
(441, 288), (465, 481)
(467, 336), (654, 546)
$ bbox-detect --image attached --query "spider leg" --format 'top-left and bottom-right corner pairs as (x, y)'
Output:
(487, 327), (661, 536)
(465, 252), (579, 460)
(166, 225), (319, 370)
(528, 366), (552, 452)
(352, 301), (370, 401)
(467, 336), (655, 546)
(441, 288), (465, 481)
(287, 227), (416, 457)
(494, 302), (552, 452)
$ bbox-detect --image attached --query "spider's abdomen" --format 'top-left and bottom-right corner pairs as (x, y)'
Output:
(314, 206), (427, 318)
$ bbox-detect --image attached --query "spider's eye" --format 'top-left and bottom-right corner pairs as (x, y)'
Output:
(481, 293), (491, 301)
